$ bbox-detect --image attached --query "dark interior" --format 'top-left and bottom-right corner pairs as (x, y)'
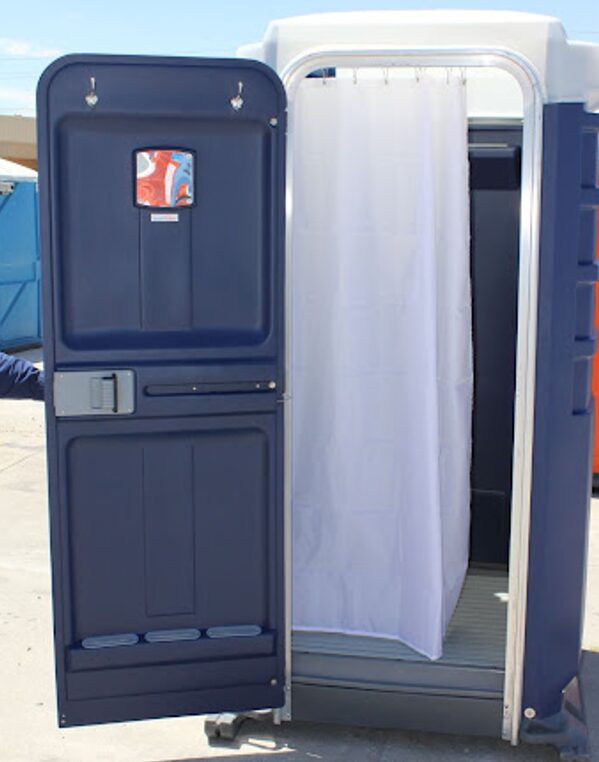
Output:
(468, 125), (522, 567)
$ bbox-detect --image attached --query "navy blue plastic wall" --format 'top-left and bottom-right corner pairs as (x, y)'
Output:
(523, 104), (599, 720)
(0, 181), (41, 349)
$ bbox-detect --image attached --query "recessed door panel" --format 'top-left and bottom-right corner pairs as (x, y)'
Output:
(65, 419), (274, 641)
(57, 116), (273, 352)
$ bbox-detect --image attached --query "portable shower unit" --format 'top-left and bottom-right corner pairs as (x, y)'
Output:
(37, 11), (599, 760)
(0, 158), (40, 350)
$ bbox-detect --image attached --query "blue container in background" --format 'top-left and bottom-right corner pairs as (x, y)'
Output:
(0, 160), (40, 350)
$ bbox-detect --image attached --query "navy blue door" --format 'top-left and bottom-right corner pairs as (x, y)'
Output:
(37, 55), (286, 727)
(522, 104), (599, 728)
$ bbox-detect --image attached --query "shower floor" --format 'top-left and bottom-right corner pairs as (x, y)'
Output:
(292, 569), (508, 669)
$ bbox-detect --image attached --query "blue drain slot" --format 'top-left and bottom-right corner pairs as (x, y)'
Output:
(206, 625), (262, 639)
(144, 628), (201, 643)
(82, 633), (139, 649)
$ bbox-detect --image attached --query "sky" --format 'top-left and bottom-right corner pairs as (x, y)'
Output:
(1, 0), (598, 115)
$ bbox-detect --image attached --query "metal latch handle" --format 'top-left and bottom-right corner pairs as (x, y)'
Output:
(107, 373), (118, 413)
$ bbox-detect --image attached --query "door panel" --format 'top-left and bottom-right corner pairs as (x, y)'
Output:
(57, 117), (273, 350)
(38, 55), (286, 727)
(64, 416), (276, 641)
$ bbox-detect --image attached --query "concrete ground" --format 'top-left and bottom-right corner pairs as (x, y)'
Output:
(1, 348), (598, 762)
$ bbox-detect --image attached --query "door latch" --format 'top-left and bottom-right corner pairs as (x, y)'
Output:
(54, 370), (135, 417)
(89, 373), (118, 413)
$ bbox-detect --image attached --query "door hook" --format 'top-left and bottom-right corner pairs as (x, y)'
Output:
(85, 77), (98, 108)
(230, 81), (244, 111)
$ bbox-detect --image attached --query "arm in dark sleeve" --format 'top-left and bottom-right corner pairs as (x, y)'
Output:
(0, 352), (45, 401)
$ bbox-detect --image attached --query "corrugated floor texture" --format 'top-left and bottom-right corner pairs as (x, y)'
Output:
(292, 569), (508, 668)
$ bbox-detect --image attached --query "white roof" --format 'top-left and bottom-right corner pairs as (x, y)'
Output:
(0, 157), (37, 182)
(238, 11), (599, 109)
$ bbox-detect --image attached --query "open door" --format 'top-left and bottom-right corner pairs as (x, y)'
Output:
(37, 55), (286, 727)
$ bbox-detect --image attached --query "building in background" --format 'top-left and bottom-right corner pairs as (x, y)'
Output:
(0, 115), (36, 170)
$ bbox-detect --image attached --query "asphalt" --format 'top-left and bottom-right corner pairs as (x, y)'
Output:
(0, 348), (597, 762)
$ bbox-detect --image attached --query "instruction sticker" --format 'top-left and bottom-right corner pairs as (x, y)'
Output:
(150, 212), (179, 223)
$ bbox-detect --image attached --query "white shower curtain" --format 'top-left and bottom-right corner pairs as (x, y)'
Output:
(291, 70), (473, 660)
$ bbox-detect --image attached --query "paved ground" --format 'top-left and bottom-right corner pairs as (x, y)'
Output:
(1, 349), (598, 762)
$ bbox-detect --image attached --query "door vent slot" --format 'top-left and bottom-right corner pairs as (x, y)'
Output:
(82, 633), (139, 649)
(206, 625), (262, 639)
(144, 628), (201, 644)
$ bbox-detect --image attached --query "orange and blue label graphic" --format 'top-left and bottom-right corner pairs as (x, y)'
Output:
(135, 149), (194, 208)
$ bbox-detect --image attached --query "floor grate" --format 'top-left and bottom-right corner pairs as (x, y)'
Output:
(292, 569), (508, 668)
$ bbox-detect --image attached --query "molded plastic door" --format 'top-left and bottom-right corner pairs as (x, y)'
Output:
(37, 55), (286, 727)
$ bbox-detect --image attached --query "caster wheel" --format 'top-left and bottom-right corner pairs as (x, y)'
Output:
(204, 713), (246, 741)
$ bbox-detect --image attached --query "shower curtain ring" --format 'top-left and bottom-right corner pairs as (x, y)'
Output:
(383, 67), (389, 85)
(353, 68), (358, 85)
(460, 67), (467, 86)
(322, 68), (327, 85)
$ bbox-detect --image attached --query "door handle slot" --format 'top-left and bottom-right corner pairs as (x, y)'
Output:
(144, 381), (277, 397)
(90, 373), (118, 413)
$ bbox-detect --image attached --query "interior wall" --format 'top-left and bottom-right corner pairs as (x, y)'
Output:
(468, 124), (522, 567)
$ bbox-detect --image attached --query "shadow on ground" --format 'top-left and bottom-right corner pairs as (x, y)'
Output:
(156, 718), (561, 762)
